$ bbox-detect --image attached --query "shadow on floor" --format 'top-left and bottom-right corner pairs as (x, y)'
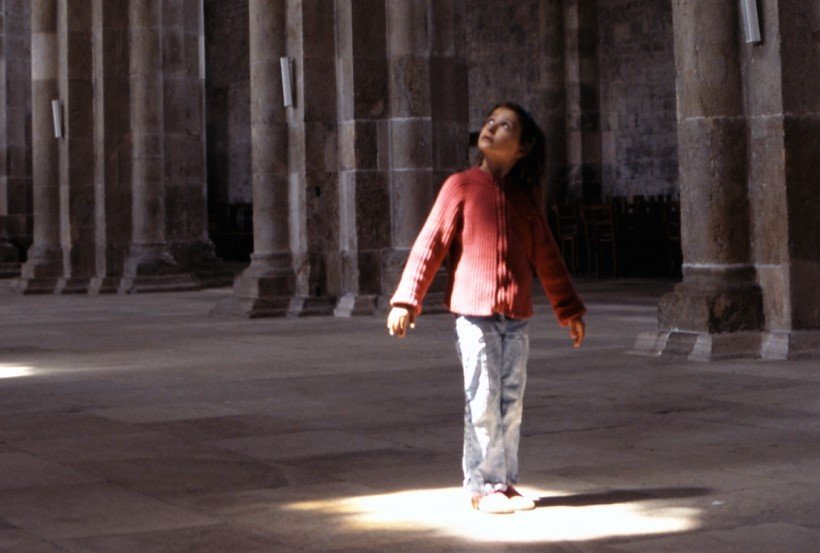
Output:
(534, 487), (712, 508)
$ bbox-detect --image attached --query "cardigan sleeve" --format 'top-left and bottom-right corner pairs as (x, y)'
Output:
(531, 210), (587, 325)
(390, 174), (463, 315)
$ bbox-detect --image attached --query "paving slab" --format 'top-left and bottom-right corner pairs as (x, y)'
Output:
(0, 482), (216, 540)
(607, 522), (820, 553)
(0, 452), (101, 490)
(62, 524), (292, 553)
(0, 529), (70, 553)
(13, 430), (237, 464)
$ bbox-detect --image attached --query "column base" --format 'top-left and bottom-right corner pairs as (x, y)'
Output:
(120, 244), (200, 294)
(658, 277), (763, 334)
(56, 277), (90, 295)
(288, 296), (337, 317)
(213, 295), (293, 318)
(632, 329), (820, 361)
(632, 330), (761, 361)
(0, 240), (18, 263)
(658, 266), (763, 333)
(18, 277), (60, 294)
(19, 247), (63, 294)
(89, 276), (121, 295)
(119, 273), (200, 294)
(170, 239), (236, 288)
(0, 262), (20, 278)
(760, 331), (820, 360)
(334, 293), (378, 316)
(192, 263), (236, 289)
(213, 253), (296, 318)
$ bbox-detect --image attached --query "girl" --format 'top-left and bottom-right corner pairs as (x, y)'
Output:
(387, 102), (586, 514)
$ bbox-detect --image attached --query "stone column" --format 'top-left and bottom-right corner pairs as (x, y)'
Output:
(285, 0), (339, 316)
(55, 0), (95, 294)
(0, 0), (31, 278)
(636, 0), (763, 360)
(218, 0), (295, 316)
(382, 0), (445, 311)
(427, 0), (468, 306)
(367, 0), (470, 313)
(333, 0), (390, 316)
(563, 0), (602, 202)
(162, 0), (228, 287)
(20, 0), (63, 293)
(430, 0), (469, 195)
(88, 0), (131, 294)
(120, 0), (197, 293)
(745, 0), (820, 358)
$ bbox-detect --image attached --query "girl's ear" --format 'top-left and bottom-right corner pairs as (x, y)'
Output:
(516, 141), (533, 159)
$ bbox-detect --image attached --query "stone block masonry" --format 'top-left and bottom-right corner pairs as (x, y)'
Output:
(598, 0), (677, 199)
(0, 0), (31, 275)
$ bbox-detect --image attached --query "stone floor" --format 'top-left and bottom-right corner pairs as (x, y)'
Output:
(0, 279), (818, 552)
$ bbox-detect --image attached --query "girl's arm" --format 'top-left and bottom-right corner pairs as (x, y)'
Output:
(531, 210), (587, 326)
(389, 175), (463, 317)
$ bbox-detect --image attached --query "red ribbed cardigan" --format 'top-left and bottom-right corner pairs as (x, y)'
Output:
(390, 166), (586, 325)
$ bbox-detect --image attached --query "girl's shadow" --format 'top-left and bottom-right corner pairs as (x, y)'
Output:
(534, 487), (712, 508)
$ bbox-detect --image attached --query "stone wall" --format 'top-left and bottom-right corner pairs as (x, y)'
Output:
(467, 1), (551, 130)
(0, 0), (31, 268)
(465, 0), (678, 201)
(466, 0), (567, 200)
(598, 0), (678, 199)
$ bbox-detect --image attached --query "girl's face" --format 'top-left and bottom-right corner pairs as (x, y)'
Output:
(478, 107), (526, 166)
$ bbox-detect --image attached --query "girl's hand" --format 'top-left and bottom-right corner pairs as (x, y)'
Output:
(387, 307), (415, 338)
(569, 317), (585, 348)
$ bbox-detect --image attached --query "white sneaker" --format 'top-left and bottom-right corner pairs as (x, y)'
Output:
(504, 486), (536, 511)
(471, 491), (515, 514)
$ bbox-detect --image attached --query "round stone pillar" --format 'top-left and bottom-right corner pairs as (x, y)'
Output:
(20, 0), (63, 293)
(331, 0), (390, 317)
(381, 0), (445, 311)
(217, 0), (295, 317)
(639, 0), (763, 360)
(120, 0), (196, 293)
(385, 0), (434, 252)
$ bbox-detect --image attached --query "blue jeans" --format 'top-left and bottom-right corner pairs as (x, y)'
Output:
(455, 314), (530, 495)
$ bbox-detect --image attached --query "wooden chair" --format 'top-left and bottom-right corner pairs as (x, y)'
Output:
(550, 201), (582, 275)
(581, 203), (617, 277)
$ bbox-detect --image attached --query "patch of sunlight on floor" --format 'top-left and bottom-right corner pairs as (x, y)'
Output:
(0, 364), (34, 379)
(285, 486), (701, 543)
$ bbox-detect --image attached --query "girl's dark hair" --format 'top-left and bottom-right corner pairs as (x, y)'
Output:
(475, 101), (546, 205)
